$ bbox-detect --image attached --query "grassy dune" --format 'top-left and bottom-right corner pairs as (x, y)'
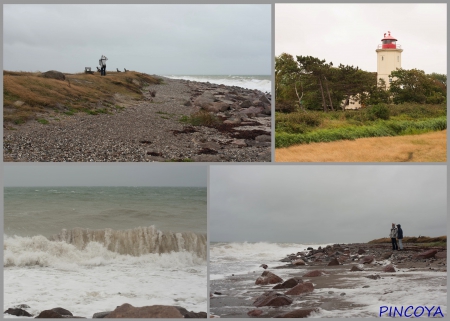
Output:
(369, 236), (446, 248)
(3, 70), (161, 124)
(276, 130), (446, 162)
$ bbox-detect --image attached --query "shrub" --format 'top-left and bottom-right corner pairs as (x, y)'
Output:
(368, 104), (390, 120)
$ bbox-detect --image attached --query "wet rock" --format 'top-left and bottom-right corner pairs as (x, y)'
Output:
(4, 308), (32, 317)
(365, 274), (381, 280)
(292, 258), (306, 266)
(381, 252), (393, 260)
(303, 270), (324, 277)
(105, 304), (184, 318)
(357, 248), (366, 255)
(383, 264), (396, 272)
(51, 308), (73, 316)
(35, 310), (65, 318)
(284, 282), (314, 295)
(272, 277), (303, 289)
(253, 291), (293, 307)
(93, 311), (113, 318)
(260, 264), (268, 269)
(183, 311), (207, 318)
(247, 309), (263, 317)
(350, 265), (364, 272)
(275, 308), (319, 318)
(361, 255), (375, 264)
(255, 271), (283, 285)
(328, 258), (340, 266)
(415, 249), (437, 259)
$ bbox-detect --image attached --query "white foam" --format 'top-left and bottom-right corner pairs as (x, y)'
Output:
(165, 75), (271, 92)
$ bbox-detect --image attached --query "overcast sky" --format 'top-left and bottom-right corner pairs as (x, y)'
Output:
(3, 164), (207, 187)
(210, 165), (447, 243)
(3, 4), (271, 75)
(276, 3), (447, 74)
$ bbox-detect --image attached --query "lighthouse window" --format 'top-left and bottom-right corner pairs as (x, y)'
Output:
(382, 56), (384, 61)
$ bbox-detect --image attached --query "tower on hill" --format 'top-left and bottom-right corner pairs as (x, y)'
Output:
(376, 31), (403, 89)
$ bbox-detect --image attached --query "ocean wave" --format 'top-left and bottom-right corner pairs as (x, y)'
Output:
(4, 226), (206, 268)
(165, 75), (271, 92)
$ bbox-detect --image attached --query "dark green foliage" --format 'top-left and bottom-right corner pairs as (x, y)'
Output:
(367, 104), (390, 120)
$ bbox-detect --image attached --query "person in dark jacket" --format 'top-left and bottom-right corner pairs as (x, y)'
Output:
(389, 223), (398, 250)
(397, 224), (403, 250)
(99, 54), (108, 76)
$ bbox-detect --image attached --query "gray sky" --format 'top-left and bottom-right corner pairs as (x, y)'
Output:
(276, 3), (447, 74)
(210, 165), (447, 243)
(3, 164), (207, 187)
(3, 4), (271, 75)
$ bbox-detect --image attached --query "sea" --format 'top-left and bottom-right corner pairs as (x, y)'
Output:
(4, 186), (207, 318)
(210, 242), (447, 318)
(165, 75), (271, 93)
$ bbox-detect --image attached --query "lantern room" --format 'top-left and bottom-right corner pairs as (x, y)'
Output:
(379, 31), (399, 49)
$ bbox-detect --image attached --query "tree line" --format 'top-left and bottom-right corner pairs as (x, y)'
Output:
(275, 53), (447, 112)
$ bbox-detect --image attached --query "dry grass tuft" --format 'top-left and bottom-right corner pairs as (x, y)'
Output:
(3, 70), (161, 124)
(276, 130), (446, 162)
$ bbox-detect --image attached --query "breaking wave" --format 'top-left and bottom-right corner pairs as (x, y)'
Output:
(4, 226), (206, 268)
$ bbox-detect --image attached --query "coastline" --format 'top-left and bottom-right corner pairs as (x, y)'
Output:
(210, 242), (447, 318)
(4, 75), (271, 162)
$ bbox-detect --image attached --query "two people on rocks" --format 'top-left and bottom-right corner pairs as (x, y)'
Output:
(99, 54), (108, 76)
(390, 223), (403, 251)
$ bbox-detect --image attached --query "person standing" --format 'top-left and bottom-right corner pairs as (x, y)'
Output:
(396, 224), (403, 250)
(389, 223), (398, 251)
(99, 54), (108, 76)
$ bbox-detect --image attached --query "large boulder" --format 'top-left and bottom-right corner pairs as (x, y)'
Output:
(285, 282), (314, 295)
(415, 249), (438, 259)
(275, 308), (319, 318)
(381, 252), (393, 260)
(272, 277), (303, 289)
(255, 271), (283, 285)
(357, 248), (366, 255)
(253, 291), (293, 307)
(105, 304), (184, 318)
(303, 270), (324, 277)
(42, 70), (65, 81)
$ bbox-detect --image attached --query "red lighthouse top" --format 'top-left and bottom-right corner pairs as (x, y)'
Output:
(380, 31), (398, 49)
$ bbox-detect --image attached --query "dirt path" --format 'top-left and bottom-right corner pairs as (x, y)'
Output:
(4, 77), (271, 162)
(276, 130), (446, 162)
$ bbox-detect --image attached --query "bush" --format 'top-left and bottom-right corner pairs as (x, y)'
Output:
(275, 100), (297, 113)
(367, 104), (390, 120)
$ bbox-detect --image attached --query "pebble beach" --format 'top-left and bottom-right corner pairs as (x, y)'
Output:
(3, 76), (271, 162)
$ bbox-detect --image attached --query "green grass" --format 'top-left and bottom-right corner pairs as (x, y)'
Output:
(276, 116), (447, 148)
(180, 110), (220, 127)
(37, 118), (49, 124)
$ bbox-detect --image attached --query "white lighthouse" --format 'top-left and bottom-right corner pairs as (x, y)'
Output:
(376, 31), (403, 89)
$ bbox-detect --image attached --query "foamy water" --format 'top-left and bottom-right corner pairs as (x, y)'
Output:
(165, 75), (271, 93)
(210, 242), (447, 318)
(4, 187), (207, 317)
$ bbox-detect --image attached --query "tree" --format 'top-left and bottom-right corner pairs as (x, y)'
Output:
(389, 69), (447, 104)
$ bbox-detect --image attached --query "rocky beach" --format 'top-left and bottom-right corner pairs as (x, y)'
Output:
(210, 242), (447, 318)
(3, 76), (271, 162)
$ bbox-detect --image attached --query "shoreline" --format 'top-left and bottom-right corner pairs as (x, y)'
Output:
(210, 242), (447, 318)
(4, 76), (271, 162)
